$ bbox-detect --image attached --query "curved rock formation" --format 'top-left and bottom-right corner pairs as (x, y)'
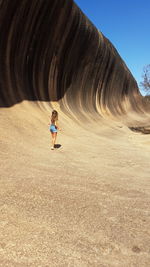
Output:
(1, 1), (150, 265)
(0, 0), (149, 120)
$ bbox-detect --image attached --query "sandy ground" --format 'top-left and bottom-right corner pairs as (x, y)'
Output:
(0, 101), (150, 267)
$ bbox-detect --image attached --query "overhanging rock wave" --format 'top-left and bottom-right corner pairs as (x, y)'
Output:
(0, 0), (149, 119)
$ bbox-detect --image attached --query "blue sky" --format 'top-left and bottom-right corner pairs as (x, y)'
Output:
(74, 0), (150, 95)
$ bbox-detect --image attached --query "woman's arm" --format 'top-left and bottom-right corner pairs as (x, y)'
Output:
(48, 116), (51, 126)
(55, 120), (61, 130)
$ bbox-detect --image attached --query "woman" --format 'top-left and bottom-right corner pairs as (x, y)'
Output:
(49, 110), (60, 150)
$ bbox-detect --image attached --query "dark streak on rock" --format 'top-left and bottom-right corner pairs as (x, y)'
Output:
(0, 0), (149, 118)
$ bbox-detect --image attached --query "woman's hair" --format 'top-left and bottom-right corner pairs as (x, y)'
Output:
(51, 110), (58, 123)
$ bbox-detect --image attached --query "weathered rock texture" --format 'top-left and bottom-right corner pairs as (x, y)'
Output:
(1, 1), (150, 266)
(0, 0), (149, 118)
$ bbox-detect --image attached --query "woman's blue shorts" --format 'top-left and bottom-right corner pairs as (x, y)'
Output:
(50, 125), (57, 133)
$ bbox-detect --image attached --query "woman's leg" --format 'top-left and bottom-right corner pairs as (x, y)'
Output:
(53, 132), (57, 148)
(51, 132), (57, 149)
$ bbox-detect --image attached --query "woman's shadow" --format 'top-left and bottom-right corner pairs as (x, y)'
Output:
(54, 144), (61, 149)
